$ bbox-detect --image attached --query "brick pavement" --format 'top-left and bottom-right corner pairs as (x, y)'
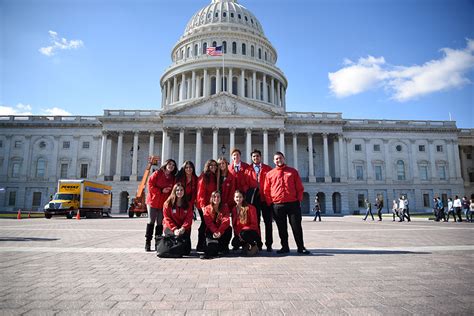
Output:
(0, 215), (473, 315)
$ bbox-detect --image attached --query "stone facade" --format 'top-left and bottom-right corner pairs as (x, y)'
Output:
(1, 0), (473, 214)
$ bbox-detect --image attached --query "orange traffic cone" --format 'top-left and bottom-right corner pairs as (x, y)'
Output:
(76, 210), (80, 220)
(17, 209), (22, 220)
(28, 212), (31, 219)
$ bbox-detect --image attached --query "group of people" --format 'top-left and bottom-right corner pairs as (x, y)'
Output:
(432, 196), (473, 222)
(145, 148), (311, 259)
(362, 196), (410, 222)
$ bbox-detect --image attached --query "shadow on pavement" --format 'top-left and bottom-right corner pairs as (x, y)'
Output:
(309, 248), (431, 255)
(0, 237), (60, 242)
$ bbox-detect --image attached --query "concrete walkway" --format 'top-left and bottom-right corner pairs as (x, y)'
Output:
(1, 215), (473, 315)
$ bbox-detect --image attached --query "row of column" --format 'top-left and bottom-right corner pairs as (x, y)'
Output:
(161, 68), (286, 108)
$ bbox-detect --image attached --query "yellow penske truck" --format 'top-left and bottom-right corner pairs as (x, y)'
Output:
(44, 180), (112, 219)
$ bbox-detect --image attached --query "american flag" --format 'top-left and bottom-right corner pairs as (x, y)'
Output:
(206, 46), (223, 56)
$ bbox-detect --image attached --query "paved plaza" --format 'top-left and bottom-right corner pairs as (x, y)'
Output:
(0, 215), (473, 315)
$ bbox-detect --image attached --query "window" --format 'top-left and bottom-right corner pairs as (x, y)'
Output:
(223, 12), (227, 17)
(32, 192), (42, 207)
(194, 44), (198, 56)
(438, 165), (446, 180)
(232, 77), (238, 95)
(211, 77), (216, 95)
(60, 163), (68, 179)
(396, 145), (402, 152)
(264, 51), (267, 61)
(373, 144), (380, 152)
(423, 194), (430, 208)
(36, 158), (46, 178)
(356, 166), (364, 180)
(215, 12), (218, 18)
(186, 47), (190, 58)
(12, 163), (20, 178)
(354, 144), (362, 152)
(242, 43), (246, 55)
(258, 48), (262, 59)
(251, 45), (255, 57)
(222, 41), (227, 54)
(238, 14), (241, 19)
(202, 42), (207, 55)
(8, 191), (16, 206)
(39, 141), (46, 149)
(212, 41), (217, 47)
(230, 12), (234, 18)
(0, 140), (2, 148)
(467, 153), (472, 160)
(420, 165), (428, 181)
(397, 160), (405, 180)
(14, 141), (22, 148)
(436, 145), (443, 152)
(80, 164), (88, 178)
(419, 145), (425, 152)
(469, 172), (474, 183)
(232, 42), (237, 54)
(244, 78), (248, 97)
(358, 194), (365, 208)
(63, 141), (70, 149)
(245, 16), (248, 21)
(82, 142), (90, 149)
(375, 166), (383, 181)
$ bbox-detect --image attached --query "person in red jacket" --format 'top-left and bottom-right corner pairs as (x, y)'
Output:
(228, 148), (249, 194)
(196, 159), (218, 252)
(244, 149), (273, 252)
(158, 183), (193, 257)
(202, 191), (232, 259)
(175, 160), (198, 213)
(263, 152), (310, 255)
(217, 157), (236, 208)
(231, 190), (260, 256)
(145, 159), (177, 252)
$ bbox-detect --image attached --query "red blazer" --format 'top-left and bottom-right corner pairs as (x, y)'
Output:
(263, 165), (304, 205)
(244, 163), (272, 202)
(228, 161), (249, 193)
(146, 169), (175, 209)
(197, 173), (217, 209)
(203, 204), (230, 235)
(176, 174), (198, 208)
(219, 173), (236, 208)
(162, 203), (193, 233)
(231, 204), (259, 236)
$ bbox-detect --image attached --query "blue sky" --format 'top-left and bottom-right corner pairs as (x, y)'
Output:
(1, 0), (473, 127)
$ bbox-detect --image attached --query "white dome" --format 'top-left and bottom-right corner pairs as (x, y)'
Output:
(185, 0), (264, 36)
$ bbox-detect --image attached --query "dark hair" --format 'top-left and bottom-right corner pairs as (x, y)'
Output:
(160, 159), (177, 175)
(231, 148), (241, 155)
(176, 160), (196, 179)
(250, 149), (261, 157)
(274, 151), (285, 158)
(201, 159), (218, 184)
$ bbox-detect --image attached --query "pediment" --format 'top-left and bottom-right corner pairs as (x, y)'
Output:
(161, 93), (284, 118)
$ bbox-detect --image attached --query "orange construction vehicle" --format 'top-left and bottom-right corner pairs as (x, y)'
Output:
(128, 155), (160, 217)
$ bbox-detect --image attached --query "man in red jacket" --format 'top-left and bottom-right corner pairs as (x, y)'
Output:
(228, 148), (249, 193)
(263, 152), (310, 255)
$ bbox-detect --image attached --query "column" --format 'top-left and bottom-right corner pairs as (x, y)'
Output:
(71, 136), (79, 179)
(179, 73), (185, 101)
(279, 129), (285, 154)
(212, 128), (218, 160)
(148, 131), (155, 157)
(263, 74), (267, 102)
(204, 69), (209, 97)
(263, 129), (269, 165)
(240, 69), (245, 97)
(453, 140), (462, 180)
(364, 139), (373, 183)
(277, 81), (281, 106)
(186, 78), (191, 100)
(252, 71), (257, 99)
(246, 128), (252, 159)
(113, 131), (124, 181)
(229, 128), (235, 158)
(333, 135), (339, 179)
(228, 67), (233, 93)
(338, 134), (347, 181)
(216, 68), (221, 92)
(196, 75), (201, 98)
(308, 133), (315, 182)
(323, 133), (331, 182)
(282, 87), (286, 108)
(410, 140), (419, 183)
(345, 138), (353, 180)
(166, 81), (171, 105)
(161, 86), (166, 107)
(292, 133), (298, 171)
(195, 128), (202, 174)
(98, 131), (107, 176)
(178, 128), (185, 167)
(1, 135), (11, 177)
(130, 131), (139, 181)
(172, 76), (178, 103)
(191, 71), (196, 99)
(428, 140), (437, 180)
(383, 139), (392, 182)
(161, 129), (168, 162)
(270, 78), (274, 104)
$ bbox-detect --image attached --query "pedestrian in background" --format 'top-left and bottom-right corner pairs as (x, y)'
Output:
(375, 197), (384, 221)
(363, 199), (374, 221)
(313, 196), (321, 222)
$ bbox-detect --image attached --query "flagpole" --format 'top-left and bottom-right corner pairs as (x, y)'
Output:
(222, 47), (225, 92)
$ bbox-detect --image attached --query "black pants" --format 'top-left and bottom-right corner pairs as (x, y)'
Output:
(447, 209), (456, 221)
(197, 209), (206, 250)
(455, 207), (463, 222)
(205, 227), (232, 256)
(273, 201), (305, 250)
(377, 208), (383, 221)
(232, 229), (260, 248)
(436, 208), (446, 221)
(313, 210), (321, 221)
(246, 189), (273, 248)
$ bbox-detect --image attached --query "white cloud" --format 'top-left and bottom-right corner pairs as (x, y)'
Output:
(0, 103), (33, 115)
(328, 39), (474, 101)
(39, 30), (84, 56)
(42, 107), (71, 116)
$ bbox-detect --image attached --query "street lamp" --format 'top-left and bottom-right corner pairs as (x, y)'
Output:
(220, 136), (226, 155)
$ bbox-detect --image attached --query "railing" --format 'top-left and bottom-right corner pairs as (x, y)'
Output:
(0, 115), (100, 123)
(345, 119), (457, 127)
(103, 110), (161, 117)
(286, 112), (342, 120)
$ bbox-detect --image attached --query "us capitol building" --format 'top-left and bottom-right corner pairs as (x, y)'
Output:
(1, 0), (473, 214)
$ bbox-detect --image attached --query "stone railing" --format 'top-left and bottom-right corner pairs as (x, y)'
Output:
(286, 112), (342, 120)
(103, 110), (161, 117)
(345, 119), (457, 128)
(0, 115), (100, 124)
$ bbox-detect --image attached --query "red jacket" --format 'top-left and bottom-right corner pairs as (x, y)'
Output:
(228, 161), (249, 193)
(219, 173), (236, 208)
(231, 204), (259, 236)
(263, 165), (304, 205)
(176, 174), (198, 208)
(146, 169), (175, 209)
(244, 163), (272, 202)
(197, 173), (217, 209)
(203, 204), (230, 235)
(162, 203), (193, 233)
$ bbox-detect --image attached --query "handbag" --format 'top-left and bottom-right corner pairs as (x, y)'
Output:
(156, 235), (185, 258)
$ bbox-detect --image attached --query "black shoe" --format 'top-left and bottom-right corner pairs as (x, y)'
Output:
(266, 246), (273, 252)
(200, 254), (212, 260)
(276, 247), (290, 254)
(145, 240), (151, 252)
(196, 245), (205, 253)
(297, 248), (310, 255)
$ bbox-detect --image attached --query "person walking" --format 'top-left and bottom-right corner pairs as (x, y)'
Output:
(196, 159), (218, 252)
(202, 191), (232, 259)
(462, 197), (470, 223)
(375, 197), (384, 221)
(436, 197), (446, 222)
(446, 198), (456, 222)
(231, 190), (260, 256)
(243, 149), (273, 251)
(403, 196), (411, 222)
(432, 197), (439, 221)
(453, 195), (463, 222)
(263, 152), (310, 255)
(313, 196), (321, 222)
(145, 159), (177, 252)
(392, 200), (399, 221)
(469, 199), (474, 223)
(363, 199), (374, 221)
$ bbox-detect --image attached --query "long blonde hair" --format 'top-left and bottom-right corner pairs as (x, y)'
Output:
(234, 190), (248, 224)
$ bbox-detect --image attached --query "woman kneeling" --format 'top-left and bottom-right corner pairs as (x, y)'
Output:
(202, 191), (232, 259)
(231, 190), (260, 256)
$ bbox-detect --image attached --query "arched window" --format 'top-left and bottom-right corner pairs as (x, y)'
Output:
(181, 49), (184, 59)
(211, 77), (216, 95)
(36, 158), (46, 178)
(202, 42), (207, 55)
(244, 78), (248, 97)
(267, 84), (271, 101)
(200, 77), (204, 97)
(186, 47), (190, 58)
(223, 12), (227, 18)
(222, 41), (227, 54)
(230, 12), (234, 18)
(223, 77), (228, 92)
(212, 41), (217, 47)
(194, 44), (198, 56)
(258, 48), (262, 59)
(232, 77), (238, 95)
(260, 82), (264, 101)
(232, 42), (237, 54)
(251, 45), (255, 57)
(397, 160), (405, 180)
(264, 51), (267, 61)
(242, 43), (246, 55)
